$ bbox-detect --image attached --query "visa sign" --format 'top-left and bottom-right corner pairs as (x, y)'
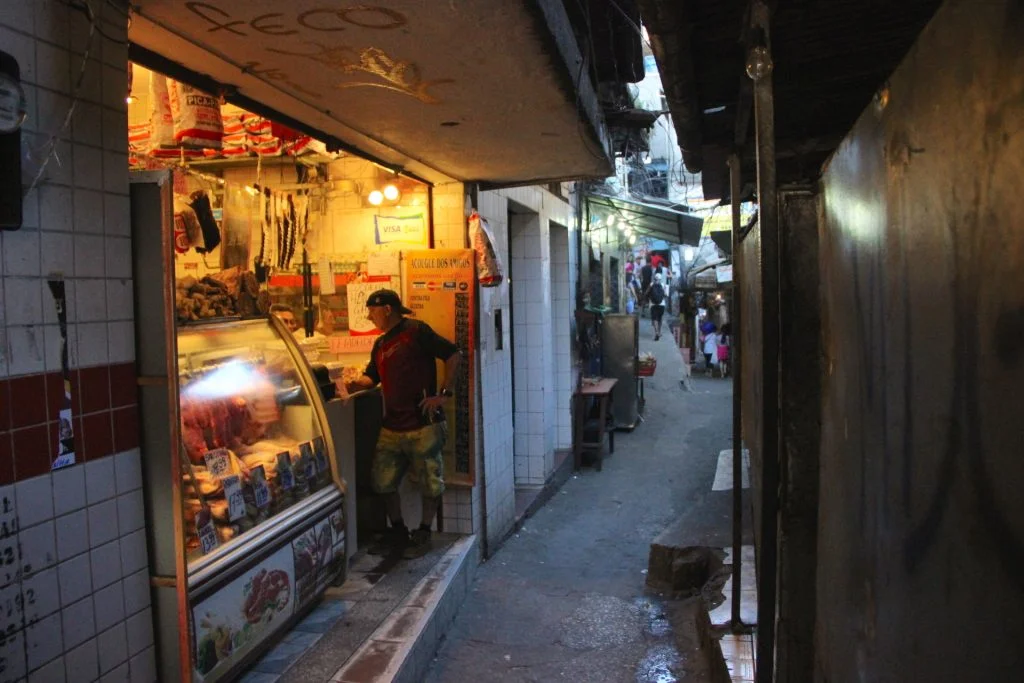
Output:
(374, 214), (426, 245)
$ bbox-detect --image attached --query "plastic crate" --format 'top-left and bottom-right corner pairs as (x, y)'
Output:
(636, 359), (657, 377)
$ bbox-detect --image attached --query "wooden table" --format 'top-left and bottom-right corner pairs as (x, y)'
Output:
(573, 377), (618, 471)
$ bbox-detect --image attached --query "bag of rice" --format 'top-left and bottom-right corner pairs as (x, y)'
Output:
(167, 79), (223, 149)
(148, 76), (175, 149)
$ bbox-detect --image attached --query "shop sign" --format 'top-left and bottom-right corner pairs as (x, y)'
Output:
(367, 251), (401, 276)
(327, 334), (376, 354)
(374, 214), (426, 245)
(404, 250), (477, 487)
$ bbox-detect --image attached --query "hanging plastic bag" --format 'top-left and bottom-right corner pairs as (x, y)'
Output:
(148, 74), (175, 150)
(469, 210), (503, 287)
(173, 195), (202, 254)
(167, 79), (223, 149)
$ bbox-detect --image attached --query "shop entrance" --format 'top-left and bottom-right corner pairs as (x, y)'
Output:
(124, 61), (466, 681)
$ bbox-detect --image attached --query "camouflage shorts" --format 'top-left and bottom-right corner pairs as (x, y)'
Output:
(371, 423), (446, 498)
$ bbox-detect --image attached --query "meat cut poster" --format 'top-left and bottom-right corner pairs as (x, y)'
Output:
(403, 250), (476, 487)
(190, 505), (345, 681)
(191, 544), (295, 681)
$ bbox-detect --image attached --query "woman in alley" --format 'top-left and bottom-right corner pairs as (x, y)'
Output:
(649, 272), (667, 340)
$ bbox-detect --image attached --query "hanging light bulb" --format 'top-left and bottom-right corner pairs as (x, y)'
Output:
(368, 190), (384, 206)
(383, 184), (400, 201)
(628, 234), (636, 245)
(606, 215), (615, 226)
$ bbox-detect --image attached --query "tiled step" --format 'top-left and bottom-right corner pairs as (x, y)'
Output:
(329, 535), (480, 683)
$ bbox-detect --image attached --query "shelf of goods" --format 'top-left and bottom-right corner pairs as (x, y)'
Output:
(132, 175), (347, 683)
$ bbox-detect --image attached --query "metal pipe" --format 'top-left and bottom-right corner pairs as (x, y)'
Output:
(749, 1), (781, 681)
(729, 153), (744, 630)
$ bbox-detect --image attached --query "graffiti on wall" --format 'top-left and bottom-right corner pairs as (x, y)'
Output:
(180, 2), (452, 104)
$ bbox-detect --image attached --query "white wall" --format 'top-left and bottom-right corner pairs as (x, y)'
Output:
(473, 186), (575, 551)
(550, 224), (573, 450)
(0, 1), (157, 680)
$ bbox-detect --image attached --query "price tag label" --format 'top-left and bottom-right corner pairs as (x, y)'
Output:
(300, 442), (317, 479)
(251, 466), (272, 509)
(276, 452), (294, 490)
(203, 448), (232, 479)
(313, 436), (329, 475)
(223, 476), (246, 522)
(195, 511), (218, 554)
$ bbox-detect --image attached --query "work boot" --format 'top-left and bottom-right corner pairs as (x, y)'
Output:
(403, 527), (432, 559)
(367, 525), (408, 556)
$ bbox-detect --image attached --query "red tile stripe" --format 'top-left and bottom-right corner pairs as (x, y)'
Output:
(0, 362), (140, 485)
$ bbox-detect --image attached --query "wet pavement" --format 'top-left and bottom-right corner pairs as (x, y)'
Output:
(424, 326), (740, 682)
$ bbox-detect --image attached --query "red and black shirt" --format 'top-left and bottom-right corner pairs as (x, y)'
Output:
(365, 318), (459, 431)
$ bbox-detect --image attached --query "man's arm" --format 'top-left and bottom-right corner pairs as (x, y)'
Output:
(346, 374), (377, 393)
(440, 351), (461, 394)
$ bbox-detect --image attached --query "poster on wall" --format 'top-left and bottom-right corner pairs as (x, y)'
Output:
(346, 278), (397, 336)
(47, 279), (75, 470)
(404, 250), (477, 487)
(374, 214), (426, 245)
(190, 545), (296, 681)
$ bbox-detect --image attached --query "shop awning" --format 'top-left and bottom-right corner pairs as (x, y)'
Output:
(586, 195), (703, 246)
(129, 1), (615, 186)
(710, 230), (732, 256)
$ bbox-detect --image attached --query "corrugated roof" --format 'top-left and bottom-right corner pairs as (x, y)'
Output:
(640, 0), (943, 197)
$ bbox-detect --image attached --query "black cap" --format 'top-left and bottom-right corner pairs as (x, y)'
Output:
(365, 288), (412, 314)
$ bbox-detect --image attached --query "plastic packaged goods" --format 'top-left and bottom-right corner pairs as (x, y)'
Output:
(167, 79), (224, 148)
(469, 210), (504, 287)
(148, 74), (175, 149)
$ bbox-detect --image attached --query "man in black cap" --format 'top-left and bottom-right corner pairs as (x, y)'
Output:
(344, 289), (460, 558)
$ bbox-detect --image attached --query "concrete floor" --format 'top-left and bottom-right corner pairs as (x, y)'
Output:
(424, 327), (745, 682)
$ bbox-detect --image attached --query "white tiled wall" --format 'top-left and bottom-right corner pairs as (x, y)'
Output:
(474, 192), (514, 547)
(0, 449), (154, 682)
(471, 187), (577, 550)
(1, 0), (135, 377)
(0, 1), (155, 680)
(510, 211), (551, 485)
(550, 224), (573, 449)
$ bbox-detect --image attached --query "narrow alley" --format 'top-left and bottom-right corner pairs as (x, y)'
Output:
(424, 328), (742, 682)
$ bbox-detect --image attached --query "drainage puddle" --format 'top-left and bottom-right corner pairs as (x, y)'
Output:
(635, 597), (684, 683)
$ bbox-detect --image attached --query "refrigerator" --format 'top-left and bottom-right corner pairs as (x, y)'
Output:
(131, 173), (347, 682)
(601, 314), (640, 429)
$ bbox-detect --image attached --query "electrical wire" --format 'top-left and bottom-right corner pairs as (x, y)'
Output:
(23, 0), (98, 197)
(67, 0), (127, 46)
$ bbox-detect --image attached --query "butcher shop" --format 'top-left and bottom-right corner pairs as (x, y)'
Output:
(125, 60), (477, 681)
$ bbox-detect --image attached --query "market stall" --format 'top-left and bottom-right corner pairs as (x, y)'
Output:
(126, 64), (477, 680)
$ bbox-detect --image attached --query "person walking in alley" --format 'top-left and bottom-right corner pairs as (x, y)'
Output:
(649, 272), (667, 340)
(344, 289), (461, 558)
(639, 254), (654, 316)
(702, 324), (719, 374)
